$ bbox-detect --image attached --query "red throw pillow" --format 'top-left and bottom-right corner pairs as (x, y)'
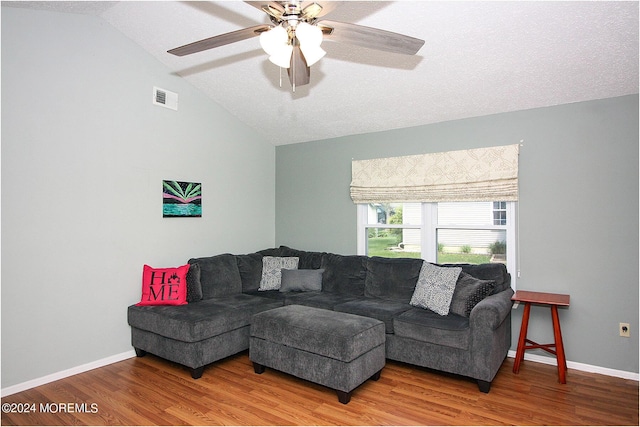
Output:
(136, 264), (190, 306)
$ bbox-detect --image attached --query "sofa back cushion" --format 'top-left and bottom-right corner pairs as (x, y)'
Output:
(320, 253), (367, 295)
(441, 262), (511, 294)
(272, 246), (325, 269)
(257, 247), (285, 257)
(365, 257), (424, 302)
(188, 253), (242, 298)
(236, 253), (264, 292)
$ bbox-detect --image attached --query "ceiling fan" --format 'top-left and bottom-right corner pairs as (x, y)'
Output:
(168, 1), (425, 90)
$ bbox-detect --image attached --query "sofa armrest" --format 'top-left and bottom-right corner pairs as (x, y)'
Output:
(469, 287), (515, 330)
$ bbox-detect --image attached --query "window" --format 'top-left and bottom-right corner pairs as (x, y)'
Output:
(493, 201), (507, 225)
(358, 201), (517, 287)
(359, 203), (422, 258)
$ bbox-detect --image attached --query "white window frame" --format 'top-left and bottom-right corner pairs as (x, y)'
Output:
(357, 202), (518, 289)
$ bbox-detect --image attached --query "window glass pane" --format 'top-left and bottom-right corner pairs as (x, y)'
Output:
(366, 227), (422, 258)
(366, 203), (421, 225)
(438, 201), (505, 226)
(436, 229), (506, 265)
(492, 201), (507, 225)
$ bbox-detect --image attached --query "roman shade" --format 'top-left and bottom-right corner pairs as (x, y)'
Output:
(350, 144), (519, 203)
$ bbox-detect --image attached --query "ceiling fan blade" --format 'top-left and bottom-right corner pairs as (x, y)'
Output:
(168, 24), (271, 57)
(287, 43), (311, 88)
(244, 1), (285, 20)
(300, 2), (323, 20)
(301, 1), (342, 19)
(318, 20), (425, 55)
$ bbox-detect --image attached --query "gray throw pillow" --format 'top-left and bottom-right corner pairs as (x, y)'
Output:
(185, 262), (202, 302)
(279, 269), (324, 292)
(410, 262), (462, 315)
(258, 256), (299, 291)
(449, 271), (495, 317)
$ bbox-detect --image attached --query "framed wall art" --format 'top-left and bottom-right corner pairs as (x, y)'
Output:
(163, 180), (202, 218)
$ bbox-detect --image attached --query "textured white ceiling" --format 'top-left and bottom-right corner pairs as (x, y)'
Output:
(5, 1), (639, 145)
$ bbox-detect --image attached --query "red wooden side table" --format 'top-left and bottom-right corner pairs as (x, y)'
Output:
(511, 290), (570, 383)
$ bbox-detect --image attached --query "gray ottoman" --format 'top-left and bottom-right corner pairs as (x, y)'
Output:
(250, 305), (386, 404)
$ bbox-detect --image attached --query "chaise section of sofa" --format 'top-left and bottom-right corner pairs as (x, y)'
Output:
(127, 253), (283, 378)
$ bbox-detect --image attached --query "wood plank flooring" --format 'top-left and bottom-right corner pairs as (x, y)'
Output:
(2, 351), (638, 425)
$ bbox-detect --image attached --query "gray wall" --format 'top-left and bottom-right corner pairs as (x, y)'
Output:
(276, 95), (639, 373)
(1, 7), (275, 388)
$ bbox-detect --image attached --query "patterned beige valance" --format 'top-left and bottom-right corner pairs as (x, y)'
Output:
(350, 144), (519, 203)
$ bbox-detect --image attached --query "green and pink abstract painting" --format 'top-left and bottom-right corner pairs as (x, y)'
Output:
(163, 180), (202, 217)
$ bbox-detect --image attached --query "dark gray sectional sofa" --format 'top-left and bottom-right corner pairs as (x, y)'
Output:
(128, 246), (514, 392)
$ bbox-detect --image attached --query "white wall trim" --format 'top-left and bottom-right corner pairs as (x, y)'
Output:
(507, 351), (639, 381)
(1, 350), (136, 397)
(2, 349), (637, 397)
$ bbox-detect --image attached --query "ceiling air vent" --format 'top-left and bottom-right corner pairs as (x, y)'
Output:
(153, 86), (178, 111)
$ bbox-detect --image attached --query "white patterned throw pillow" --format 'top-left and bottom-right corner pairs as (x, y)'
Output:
(410, 262), (462, 315)
(258, 256), (299, 291)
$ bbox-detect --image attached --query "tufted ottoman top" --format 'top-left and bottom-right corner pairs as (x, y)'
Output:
(251, 305), (385, 363)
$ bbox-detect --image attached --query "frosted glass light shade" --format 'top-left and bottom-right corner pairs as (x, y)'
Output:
(294, 22), (325, 66)
(300, 44), (326, 66)
(269, 45), (293, 68)
(259, 25), (289, 56)
(295, 22), (323, 46)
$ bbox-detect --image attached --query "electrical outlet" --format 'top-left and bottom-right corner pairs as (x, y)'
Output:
(619, 323), (630, 337)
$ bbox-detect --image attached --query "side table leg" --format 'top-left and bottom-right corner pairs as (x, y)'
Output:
(551, 305), (567, 383)
(513, 302), (531, 374)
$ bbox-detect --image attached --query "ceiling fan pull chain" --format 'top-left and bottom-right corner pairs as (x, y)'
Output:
(279, 66), (283, 88)
(292, 45), (296, 93)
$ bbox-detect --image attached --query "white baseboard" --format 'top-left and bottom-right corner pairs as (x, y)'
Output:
(2, 349), (637, 397)
(507, 350), (639, 381)
(1, 350), (136, 397)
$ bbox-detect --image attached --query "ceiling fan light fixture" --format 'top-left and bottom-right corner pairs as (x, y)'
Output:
(268, 44), (293, 68)
(259, 25), (289, 56)
(294, 22), (325, 66)
(300, 44), (326, 66)
(295, 22), (323, 47)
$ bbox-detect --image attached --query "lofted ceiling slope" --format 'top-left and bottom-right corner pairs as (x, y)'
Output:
(4, 1), (639, 145)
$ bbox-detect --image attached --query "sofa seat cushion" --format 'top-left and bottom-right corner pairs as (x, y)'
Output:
(334, 298), (412, 333)
(284, 292), (359, 310)
(128, 295), (282, 343)
(251, 305), (385, 363)
(211, 294), (284, 313)
(393, 308), (470, 350)
(244, 289), (287, 302)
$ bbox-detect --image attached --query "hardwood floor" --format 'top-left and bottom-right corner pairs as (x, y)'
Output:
(2, 351), (638, 425)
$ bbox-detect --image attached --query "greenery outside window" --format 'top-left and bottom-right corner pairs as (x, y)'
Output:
(361, 203), (422, 259)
